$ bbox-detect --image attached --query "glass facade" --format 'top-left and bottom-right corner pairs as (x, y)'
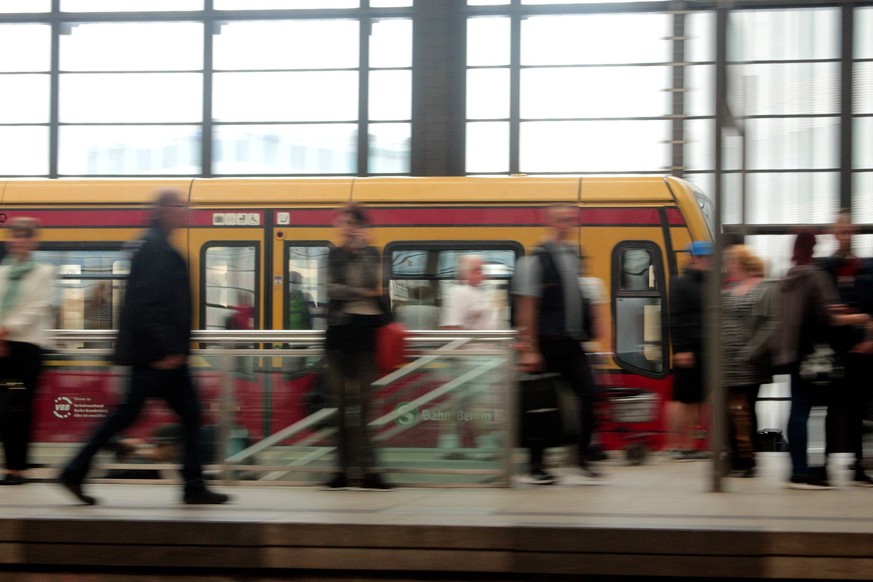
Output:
(0, 4), (411, 177)
(0, 0), (871, 248)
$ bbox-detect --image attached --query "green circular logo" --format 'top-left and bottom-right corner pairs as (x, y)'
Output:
(394, 402), (418, 426)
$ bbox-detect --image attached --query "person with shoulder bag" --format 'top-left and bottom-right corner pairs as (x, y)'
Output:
(512, 204), (602, 485)
(776, 230), (870, 490)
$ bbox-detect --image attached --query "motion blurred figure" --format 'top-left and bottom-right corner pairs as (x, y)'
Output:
(818, 210), (873, 486)
(0, 218), (56, 485)
(323, 202), (391, 490)
(513, 204), (602, 484)
(777, 230), (869, 489)
(720, 245), (779, 477)
(439, 254), (502, 458)
(666, 241), (712, 461)
(59, 189), (230, 505)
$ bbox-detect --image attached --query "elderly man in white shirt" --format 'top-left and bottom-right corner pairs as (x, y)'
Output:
(437, 254), (502, 459)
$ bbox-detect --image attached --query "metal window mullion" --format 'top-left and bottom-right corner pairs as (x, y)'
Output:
(509, 2), (521, 176)
(48, 0), (60, 178)
(357, 17), (370, 177)
(202, 0), (215, 177)
(672, 8), (686, 179)
(840, 2), (854, 212)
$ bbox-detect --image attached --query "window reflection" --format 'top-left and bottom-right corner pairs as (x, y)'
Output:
(388, 246), (517, 330)
(204, 245), (258, 331)
(59, 126), (200, 175)
(34, 248), (129, 334)
(614, 245), (664, 376)
(214, 124), (356, 175)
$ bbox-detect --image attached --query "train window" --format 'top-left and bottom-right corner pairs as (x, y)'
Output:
(385, 243), (520, 330)
(612, 243), (666, 376)
(203, 244), (258, 330)
(285, 244), (329, 331)
(34, 248), (129, 331)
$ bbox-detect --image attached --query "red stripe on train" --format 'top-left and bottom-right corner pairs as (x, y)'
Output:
(5, 206), (686, 228)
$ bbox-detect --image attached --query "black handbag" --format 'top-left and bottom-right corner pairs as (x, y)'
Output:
(517, 373), (565, 448)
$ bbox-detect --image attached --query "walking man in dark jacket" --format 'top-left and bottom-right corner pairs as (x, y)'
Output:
(59, 189), (230, 505)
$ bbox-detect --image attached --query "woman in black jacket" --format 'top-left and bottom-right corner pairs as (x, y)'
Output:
(323, 203), (391, 490)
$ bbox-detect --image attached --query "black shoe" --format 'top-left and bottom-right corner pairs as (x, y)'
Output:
(0, 474), (25, 486)
(804, 475), (834, 489)
(322, 474), (349, 490)
(361, 473), (392, 490)
(578, 462), (603, 479)
(852, 472), (873, 488)
(527, 468), (556, 485)
(58, 473), (97, 505)
(739, 466), (757, 478)
(183, 487), (230, 505)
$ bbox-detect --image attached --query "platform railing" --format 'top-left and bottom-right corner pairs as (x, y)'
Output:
(38, 329), (517, 487)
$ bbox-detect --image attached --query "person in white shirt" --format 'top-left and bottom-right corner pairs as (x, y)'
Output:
(438, 255), (501, 458)
(440, 255), (497, 332)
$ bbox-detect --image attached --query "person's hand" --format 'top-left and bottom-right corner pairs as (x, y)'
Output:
(850, 340), (873, 355)
(518, 347), (543, 373)
(151, 354), (186, 370)
(673, 351), (695, 368)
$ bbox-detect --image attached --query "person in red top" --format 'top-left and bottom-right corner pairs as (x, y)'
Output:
(227, 294), (254, 330)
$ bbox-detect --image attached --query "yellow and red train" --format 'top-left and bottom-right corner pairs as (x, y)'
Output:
(0, 175), (712, 451)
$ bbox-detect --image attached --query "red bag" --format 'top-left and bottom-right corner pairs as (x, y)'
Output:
(376, 322), (408, 373)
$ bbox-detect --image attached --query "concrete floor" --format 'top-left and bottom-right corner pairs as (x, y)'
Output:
(2, 452), (873, 580)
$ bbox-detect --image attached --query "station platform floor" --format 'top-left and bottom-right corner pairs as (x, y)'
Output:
(3, 452), (873, 581)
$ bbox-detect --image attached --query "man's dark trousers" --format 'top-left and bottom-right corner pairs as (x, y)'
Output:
(63, 364), (206, 486)
(528, 338), (597, 470)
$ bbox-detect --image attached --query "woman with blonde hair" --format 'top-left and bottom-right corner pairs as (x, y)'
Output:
(720, 244), (779, 477)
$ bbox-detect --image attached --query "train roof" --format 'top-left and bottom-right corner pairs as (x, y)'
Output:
(0, 175), (693, 206)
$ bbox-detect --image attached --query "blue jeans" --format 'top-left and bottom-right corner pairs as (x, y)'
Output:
(63, 364), (206, 489)
(786, 363), (814, 479)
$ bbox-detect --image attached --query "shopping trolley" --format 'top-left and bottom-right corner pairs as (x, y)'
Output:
(602, 387), (659, 465)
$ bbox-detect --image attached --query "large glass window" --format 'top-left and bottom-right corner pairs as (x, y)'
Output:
(0, 23), (51, 176)
(34, 248), (130, 332)
(723, 8), (841, 232)
(386, 244), (519, 330)
(286, 244), (329, 331)
(203, 245), (259, 331)
(614, 243), (665, 376)
(1, 7), (411, 177)
(61, 0), (202, 11)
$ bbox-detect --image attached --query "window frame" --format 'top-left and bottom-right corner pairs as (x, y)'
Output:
(283, 239), (332, 331)
(199, 240), (261, 331)
(610, 240), (668, 379)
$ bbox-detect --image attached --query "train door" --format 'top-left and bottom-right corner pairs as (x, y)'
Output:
(596, 228), (673, 455)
